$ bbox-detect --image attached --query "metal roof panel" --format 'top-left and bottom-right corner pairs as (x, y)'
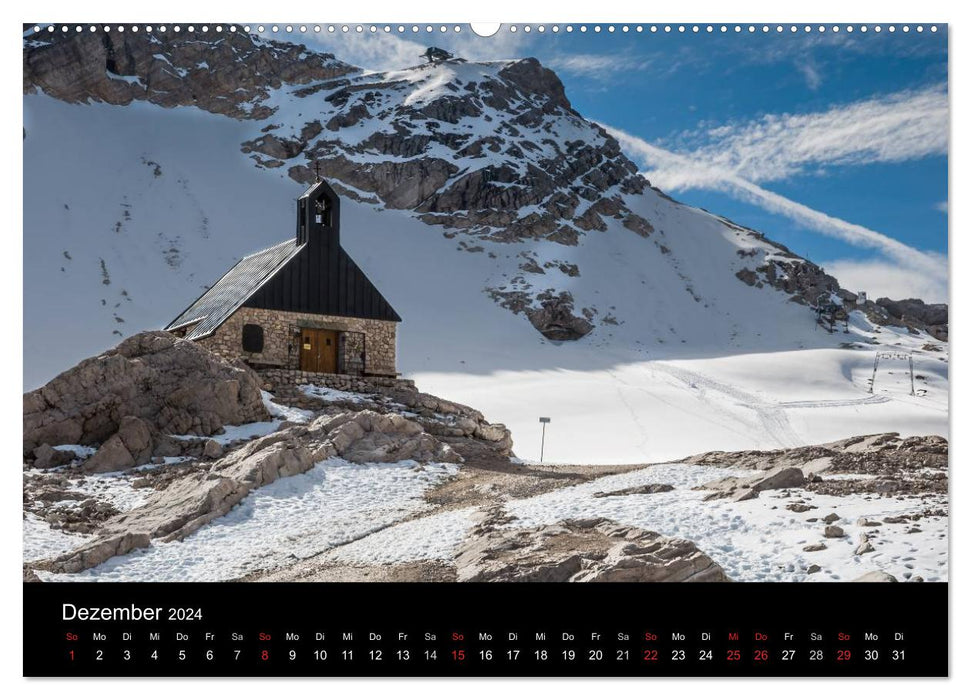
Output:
(164, 239), (303, 340)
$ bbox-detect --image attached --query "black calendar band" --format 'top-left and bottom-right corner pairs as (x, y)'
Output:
(24, 582), (948, 677)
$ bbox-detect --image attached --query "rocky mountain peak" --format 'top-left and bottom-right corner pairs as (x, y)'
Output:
(241, 54), (650, 250)
(495, 56), (573, 112)
(23, 29), (355, 119)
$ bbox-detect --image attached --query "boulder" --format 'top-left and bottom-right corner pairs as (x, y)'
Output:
(83, 416), (158, 473)
(787, 502), (816, 513)
(117, 416), (154, 462)
(23, 331), (269, 456)
(455, 517), (729, 583)
(32, 443), (75, 470)
(702, 465), (805, 501)
(824, 525), (845, 538)
(757, 466), (805, 491)
(203, 440), (224, 459)
(83, 435), (135, 474)
(853, 571), (898, 583)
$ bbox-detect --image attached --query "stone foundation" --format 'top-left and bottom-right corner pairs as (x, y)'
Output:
(195, 306), (397, 376)
(259, 368), (416, 397)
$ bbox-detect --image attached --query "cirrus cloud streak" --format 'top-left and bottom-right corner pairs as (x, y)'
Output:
(605, 124), (947, 302)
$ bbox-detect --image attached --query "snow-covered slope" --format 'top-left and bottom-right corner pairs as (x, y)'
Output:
(23, 34), (949, 463)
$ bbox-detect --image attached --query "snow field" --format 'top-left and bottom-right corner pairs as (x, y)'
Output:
(327, 507), (479, 565)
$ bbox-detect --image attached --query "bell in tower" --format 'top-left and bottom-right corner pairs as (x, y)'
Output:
(295, 165), (341, 248)
(315, 196), (329, 227)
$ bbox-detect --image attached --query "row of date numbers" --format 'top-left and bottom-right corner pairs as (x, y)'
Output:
(69, 647), (907, 663)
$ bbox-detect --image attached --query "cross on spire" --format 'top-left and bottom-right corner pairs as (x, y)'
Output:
(313, 161), (321, 183)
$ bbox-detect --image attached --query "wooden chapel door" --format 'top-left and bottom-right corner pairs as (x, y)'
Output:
(300, 328), (338, 373)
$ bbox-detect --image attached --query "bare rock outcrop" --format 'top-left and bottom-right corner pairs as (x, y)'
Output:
(259, 371), (513, 455)
(455, 517), (729, 583)
(700, 465), (806, 502)
(683, 433), (947, 497)
(525, 291), (595, 341)
(312, 410), (462, 464)
(278, 57), (647, 244)
(729, 226), (948, 340)
(23, 331), (269, 457)
(871, 297), (948, 341)
(24, 29), (354, 120)
(389, 392), (514, 455)
(593, 484), (674, 498)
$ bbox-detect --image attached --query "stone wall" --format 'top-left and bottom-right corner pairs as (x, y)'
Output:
(259, 368), (416, 397)
(197, 306), (398, 376)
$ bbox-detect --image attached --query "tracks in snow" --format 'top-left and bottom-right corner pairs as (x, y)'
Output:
(650, 362), (803, 448)
(648, 363), (897, 450)
(778, 395), (891, 409)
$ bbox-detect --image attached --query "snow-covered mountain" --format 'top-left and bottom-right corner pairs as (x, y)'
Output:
(23, 30), (949, 463)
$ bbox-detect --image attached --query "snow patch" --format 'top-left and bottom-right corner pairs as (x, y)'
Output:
(23, 513), (93, 562)
(261, 390), (314, 423)
(39, 458), (459, 582)
(299, 384), (370, 404)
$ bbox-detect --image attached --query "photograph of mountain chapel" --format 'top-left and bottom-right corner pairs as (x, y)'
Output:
(22, 24), (948, 584)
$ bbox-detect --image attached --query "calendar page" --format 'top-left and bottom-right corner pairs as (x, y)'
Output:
(22, 21), (949, 677)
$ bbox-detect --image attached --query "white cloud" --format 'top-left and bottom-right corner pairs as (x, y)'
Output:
(307, 31), (427, 72)
(797, 59), (822, 91)
(547, 53), (653, 81)
(605, 124), (947, 301)
(305, 27), (533, 72)
(673, 85), (948, 183)
(601, 87), (948, 302)
(822, 258), (948, 303)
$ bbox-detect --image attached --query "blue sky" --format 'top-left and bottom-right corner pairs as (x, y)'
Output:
(306, 24), (948, 302)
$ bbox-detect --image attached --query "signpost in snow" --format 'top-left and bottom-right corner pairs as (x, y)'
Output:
(539, 417), (551, 463)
